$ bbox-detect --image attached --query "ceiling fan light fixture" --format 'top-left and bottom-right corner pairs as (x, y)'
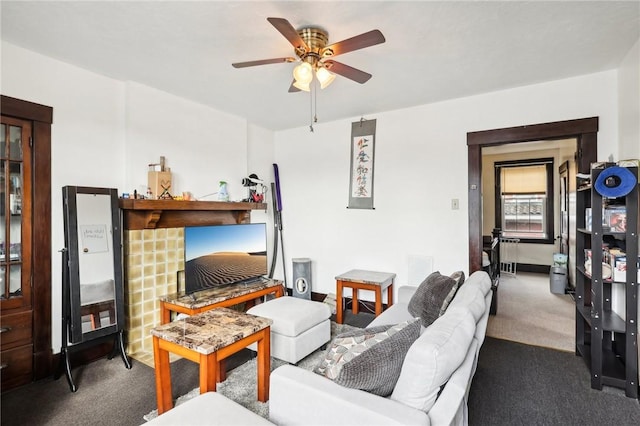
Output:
(232, 17), (386, 131)
(293, 80), (311, 92)
(316, 66), (336, 89)
(293, 62), (313, 84)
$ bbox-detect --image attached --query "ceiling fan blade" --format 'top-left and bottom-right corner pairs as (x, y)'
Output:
(323, 60), (372, 84)
(232, 57), (296, 68)
(321, 30), (385, 57)
(267, 17), (309, 52)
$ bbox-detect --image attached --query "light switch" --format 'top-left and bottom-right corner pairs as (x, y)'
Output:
(451, 199), (459, 210)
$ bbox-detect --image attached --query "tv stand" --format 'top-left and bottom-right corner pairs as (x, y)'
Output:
(159, 278), (284, 324)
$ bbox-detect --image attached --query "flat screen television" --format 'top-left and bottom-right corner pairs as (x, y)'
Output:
(184, 223), (268, 294)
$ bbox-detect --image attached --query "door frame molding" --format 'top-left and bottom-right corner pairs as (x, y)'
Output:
(467, 117), (599, 273)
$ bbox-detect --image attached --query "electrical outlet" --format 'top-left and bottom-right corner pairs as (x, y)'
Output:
(451, 198), (459, 210)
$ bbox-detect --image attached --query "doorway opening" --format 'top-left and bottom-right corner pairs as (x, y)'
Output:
(468, 118), (598, 351)
(467, 117), (599, 274)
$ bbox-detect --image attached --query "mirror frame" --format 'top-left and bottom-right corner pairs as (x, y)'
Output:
(62, 186), (124, 344)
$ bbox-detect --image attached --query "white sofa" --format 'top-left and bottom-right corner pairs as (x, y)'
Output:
(269, 270), (492, 426)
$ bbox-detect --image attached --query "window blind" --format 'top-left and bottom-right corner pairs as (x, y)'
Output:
(501, 164), (546, 194)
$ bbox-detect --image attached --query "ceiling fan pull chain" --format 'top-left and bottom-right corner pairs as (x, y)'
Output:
(309, 81), (315, 132)
(314, 80), (318, 124)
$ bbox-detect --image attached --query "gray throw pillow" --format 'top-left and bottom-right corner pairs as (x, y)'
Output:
(408, 271), (460, 327)
(440, 271), (466, 316)
(314, 319), (421, 396)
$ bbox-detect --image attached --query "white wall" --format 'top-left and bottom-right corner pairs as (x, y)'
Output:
(273, 71), (619, 301)
(1, 42), (268, 352)
(123, 82), (249, 201)
(618, 39), (640, 161)
(246, 124), (276, 268)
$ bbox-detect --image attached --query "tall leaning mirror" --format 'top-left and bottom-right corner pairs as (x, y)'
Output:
(63, 186), (124, 343)
(59, 186), (129, 391)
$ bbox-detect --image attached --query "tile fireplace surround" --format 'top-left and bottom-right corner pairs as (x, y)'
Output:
(119, 199), (266, 366)
(124, 227), (183, 366)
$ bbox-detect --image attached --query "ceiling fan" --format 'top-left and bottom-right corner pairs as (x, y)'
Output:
(232, 17), (385, 92)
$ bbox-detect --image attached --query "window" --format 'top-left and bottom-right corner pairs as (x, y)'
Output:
(495, 159), (554, 243)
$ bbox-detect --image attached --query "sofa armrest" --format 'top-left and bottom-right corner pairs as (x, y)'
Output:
(269, 365), (430, 426)
(398, 285), (418, 304)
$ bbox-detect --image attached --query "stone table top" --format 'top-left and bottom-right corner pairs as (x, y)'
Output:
(160, 279), (282, 310)
(335, 269), (396, 288)
(150, 308), (272, 355)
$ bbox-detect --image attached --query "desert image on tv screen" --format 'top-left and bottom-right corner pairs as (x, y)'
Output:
(184, 224), (267, 293)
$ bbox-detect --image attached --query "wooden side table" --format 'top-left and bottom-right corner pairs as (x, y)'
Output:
(151, 308), (272, 415)
(159, 279), (284, 324)
(335, 269), (396, 324)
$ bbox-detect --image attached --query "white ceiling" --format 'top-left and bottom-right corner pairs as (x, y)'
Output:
(1, 1), (638, 131)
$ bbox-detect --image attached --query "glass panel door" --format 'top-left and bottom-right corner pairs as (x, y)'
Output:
(0, 117), (32, 309)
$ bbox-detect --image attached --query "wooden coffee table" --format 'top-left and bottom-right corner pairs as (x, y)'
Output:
(151, 308), (272, 414)
(335, 269), (396, 324)
(159, 279), (284, 324)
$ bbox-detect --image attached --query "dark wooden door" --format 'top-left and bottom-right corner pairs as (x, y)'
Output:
(0, 115), (34, 390)
(559, 160), (570, 257)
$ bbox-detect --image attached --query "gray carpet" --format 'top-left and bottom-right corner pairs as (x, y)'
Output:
(469, 337), (640, 425)
(1, 356), (167, 426)
(486, 272), (575, 352)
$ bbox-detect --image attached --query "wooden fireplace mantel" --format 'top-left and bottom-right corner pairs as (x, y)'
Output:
(119, 199), (267, 230)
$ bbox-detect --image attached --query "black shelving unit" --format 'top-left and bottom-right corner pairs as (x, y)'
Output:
(575, 162), (638, 399)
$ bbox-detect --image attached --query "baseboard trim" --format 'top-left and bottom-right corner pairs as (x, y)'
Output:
(516, 263), (551, 274)
(285, 289), (329, 303)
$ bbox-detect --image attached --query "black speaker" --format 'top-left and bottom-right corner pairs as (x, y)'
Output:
(292, 258), (311, 299)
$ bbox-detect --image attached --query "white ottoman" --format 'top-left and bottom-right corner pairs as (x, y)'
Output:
(144, 392), (273, 425)
(247, 296), (331, 364)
